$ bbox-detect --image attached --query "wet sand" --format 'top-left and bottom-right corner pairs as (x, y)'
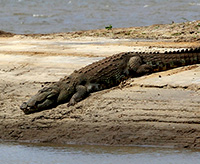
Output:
(0, 21), (200, 148)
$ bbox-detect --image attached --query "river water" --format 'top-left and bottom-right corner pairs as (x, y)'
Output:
(0, 0), (200, 34)
(1, 141), (200, 164)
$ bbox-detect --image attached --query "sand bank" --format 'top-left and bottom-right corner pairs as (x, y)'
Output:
(0, 21), (200, 148)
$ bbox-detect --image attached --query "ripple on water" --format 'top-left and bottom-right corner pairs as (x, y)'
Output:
(0, 0), (199, 34)
(0, 142), (200, 164)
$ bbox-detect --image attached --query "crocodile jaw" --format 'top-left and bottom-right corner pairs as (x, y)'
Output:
(20, 98), (57, 114)
(20, 86), (60, 114)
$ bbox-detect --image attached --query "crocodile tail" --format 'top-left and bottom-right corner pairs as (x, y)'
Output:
(140, 47), (200, 72)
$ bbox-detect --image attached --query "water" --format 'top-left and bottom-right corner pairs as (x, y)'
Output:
(0, 142), (200, 164)
(0, 0), (200, 34)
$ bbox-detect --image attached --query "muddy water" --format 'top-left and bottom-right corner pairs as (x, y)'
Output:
(0, 0), (200, 34)
(0, 142), (200, 164)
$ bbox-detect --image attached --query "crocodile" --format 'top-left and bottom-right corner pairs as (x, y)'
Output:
(20, 48), (200, 114)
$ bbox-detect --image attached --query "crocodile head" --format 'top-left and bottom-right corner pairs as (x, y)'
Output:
(20, 86), (61, 114)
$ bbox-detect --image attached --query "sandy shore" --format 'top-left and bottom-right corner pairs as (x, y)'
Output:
(0, 21), (200, 148)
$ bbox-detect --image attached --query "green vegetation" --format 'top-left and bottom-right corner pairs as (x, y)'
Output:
(105, 25), (113, 30)
(194, 23), (200, 30)
(171, 32), (182, 36)
(193, 35), (197, 39)
(125, 30), (132, 35)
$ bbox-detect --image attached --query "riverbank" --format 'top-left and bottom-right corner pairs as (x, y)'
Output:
(2, 20), (200, 42)
(0, 21), (200, 148)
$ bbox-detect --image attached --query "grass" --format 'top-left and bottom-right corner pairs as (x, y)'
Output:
(171, 32), (182, 36)
(105, 25), (113, 30)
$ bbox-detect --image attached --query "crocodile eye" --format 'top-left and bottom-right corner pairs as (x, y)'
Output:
(47, 88), (52, 92)
(39, 87), (49, 93)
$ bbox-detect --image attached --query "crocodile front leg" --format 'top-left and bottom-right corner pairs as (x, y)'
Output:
(68, 85), (88, 106)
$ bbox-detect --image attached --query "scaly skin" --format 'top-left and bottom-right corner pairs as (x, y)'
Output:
(20, 48), (200, 114)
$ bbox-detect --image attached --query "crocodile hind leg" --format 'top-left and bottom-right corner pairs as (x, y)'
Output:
(128, 56), (153, 75)
(68, 85), (88, 106)
(136, 64), (153, 75)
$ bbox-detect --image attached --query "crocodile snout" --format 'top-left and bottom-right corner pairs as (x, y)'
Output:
(20, 102), (32, 114)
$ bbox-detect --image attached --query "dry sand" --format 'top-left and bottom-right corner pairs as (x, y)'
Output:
(0, 21), (200, 148)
